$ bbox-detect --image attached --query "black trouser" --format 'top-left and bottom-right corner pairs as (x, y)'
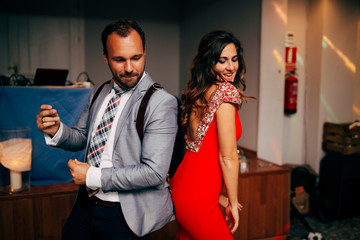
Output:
(62, 186), (149, 240)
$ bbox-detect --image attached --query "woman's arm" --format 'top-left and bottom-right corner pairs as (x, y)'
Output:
(219, 194), (243, 211)
(216, 102), (240, 234)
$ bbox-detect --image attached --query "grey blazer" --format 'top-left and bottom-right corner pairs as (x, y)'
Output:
(57, 73), (177, 236)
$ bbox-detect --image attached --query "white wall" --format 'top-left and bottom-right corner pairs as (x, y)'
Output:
(355, 6), (360, 121)
(259, 0), (360, 172)
(144, 22), (180, 97)
(305, 0), (324, 172)
(307, 0), (359, 171)
(320, 0), (357, 123)
(282, 1), (308, 165)
(257, 0), (287, 165)
(0, 13), (85, 82)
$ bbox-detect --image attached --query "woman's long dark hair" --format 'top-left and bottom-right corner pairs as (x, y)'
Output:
(181, 30), (247, 127)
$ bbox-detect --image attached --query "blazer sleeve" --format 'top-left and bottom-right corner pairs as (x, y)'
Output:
(55, 84), (101, 152)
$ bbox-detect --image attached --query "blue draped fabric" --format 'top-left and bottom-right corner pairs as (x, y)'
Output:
(0, 87), (92, 185)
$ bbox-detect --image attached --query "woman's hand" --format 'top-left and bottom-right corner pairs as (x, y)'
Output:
(219, 195), (243, 211)
(219, 195), (243, 233)
(225, 201), (240, 234)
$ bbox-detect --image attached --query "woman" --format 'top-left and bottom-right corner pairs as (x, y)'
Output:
(171, 30), (248, 240)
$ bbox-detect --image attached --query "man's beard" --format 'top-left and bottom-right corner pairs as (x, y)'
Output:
(114, 72), (143, 90)
(108, 66), (144, 90)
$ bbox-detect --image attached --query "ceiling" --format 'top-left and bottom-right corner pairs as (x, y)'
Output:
(0, 0), (220, 22)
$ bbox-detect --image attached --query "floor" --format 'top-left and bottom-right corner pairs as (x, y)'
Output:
(289, 213), (360, 240)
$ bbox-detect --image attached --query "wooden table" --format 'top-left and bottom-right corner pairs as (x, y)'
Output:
(0, 182), (78, 240)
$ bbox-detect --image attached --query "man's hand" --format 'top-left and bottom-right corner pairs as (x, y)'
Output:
(36, 104), (61, 137)
(68, 159), (90, 185)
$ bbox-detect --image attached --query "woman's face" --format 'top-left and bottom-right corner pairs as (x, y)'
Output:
(213, 43), (238, 82)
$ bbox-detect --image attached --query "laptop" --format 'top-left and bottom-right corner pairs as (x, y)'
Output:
(33, 68), (69, 86)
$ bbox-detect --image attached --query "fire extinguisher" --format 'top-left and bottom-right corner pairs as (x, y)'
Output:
(284, 70), (298, 115)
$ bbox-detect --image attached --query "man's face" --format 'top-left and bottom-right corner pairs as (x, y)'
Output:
(103, 30), (145, 89)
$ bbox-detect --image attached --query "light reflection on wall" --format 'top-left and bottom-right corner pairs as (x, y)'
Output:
(273, 49), (282, 64)
(271, 1), (287, 24)
(271, 138), (283, 164)
(353, 104), (360, 115)
(320, 93), (339, 123)
(297, 53), (304, 66)
(322, 35), (356, 73)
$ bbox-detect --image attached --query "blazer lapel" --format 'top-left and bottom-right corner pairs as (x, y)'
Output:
(87, 82), (112, 145)
(114, 73), (154, 146)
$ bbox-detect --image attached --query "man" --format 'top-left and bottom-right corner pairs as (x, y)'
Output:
(36, 19), (177, 240)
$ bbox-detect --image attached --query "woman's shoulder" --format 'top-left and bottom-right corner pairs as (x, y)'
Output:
(218, 81), (238, 93)
(212, 82), (241, 105)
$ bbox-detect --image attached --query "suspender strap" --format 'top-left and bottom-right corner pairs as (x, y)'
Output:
(136, 83), (163, 142)
(89, 80), (111, 108)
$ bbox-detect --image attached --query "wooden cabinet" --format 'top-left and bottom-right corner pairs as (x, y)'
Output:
(0, 159), (290, 240)
(151, 157), (291, 240)
(234, 158), (290, 239)
(0, 182), (77, 240)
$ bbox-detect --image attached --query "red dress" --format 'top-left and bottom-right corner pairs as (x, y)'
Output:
(171, 82), (242, 240)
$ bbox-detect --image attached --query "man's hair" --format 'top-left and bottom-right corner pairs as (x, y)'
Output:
(101, 19), (145, 57)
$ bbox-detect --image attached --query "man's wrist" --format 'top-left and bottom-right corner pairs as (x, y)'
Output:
(86, 166), (102, 189)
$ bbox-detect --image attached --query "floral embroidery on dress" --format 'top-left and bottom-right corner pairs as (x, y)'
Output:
(186, 82), (241, 152)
